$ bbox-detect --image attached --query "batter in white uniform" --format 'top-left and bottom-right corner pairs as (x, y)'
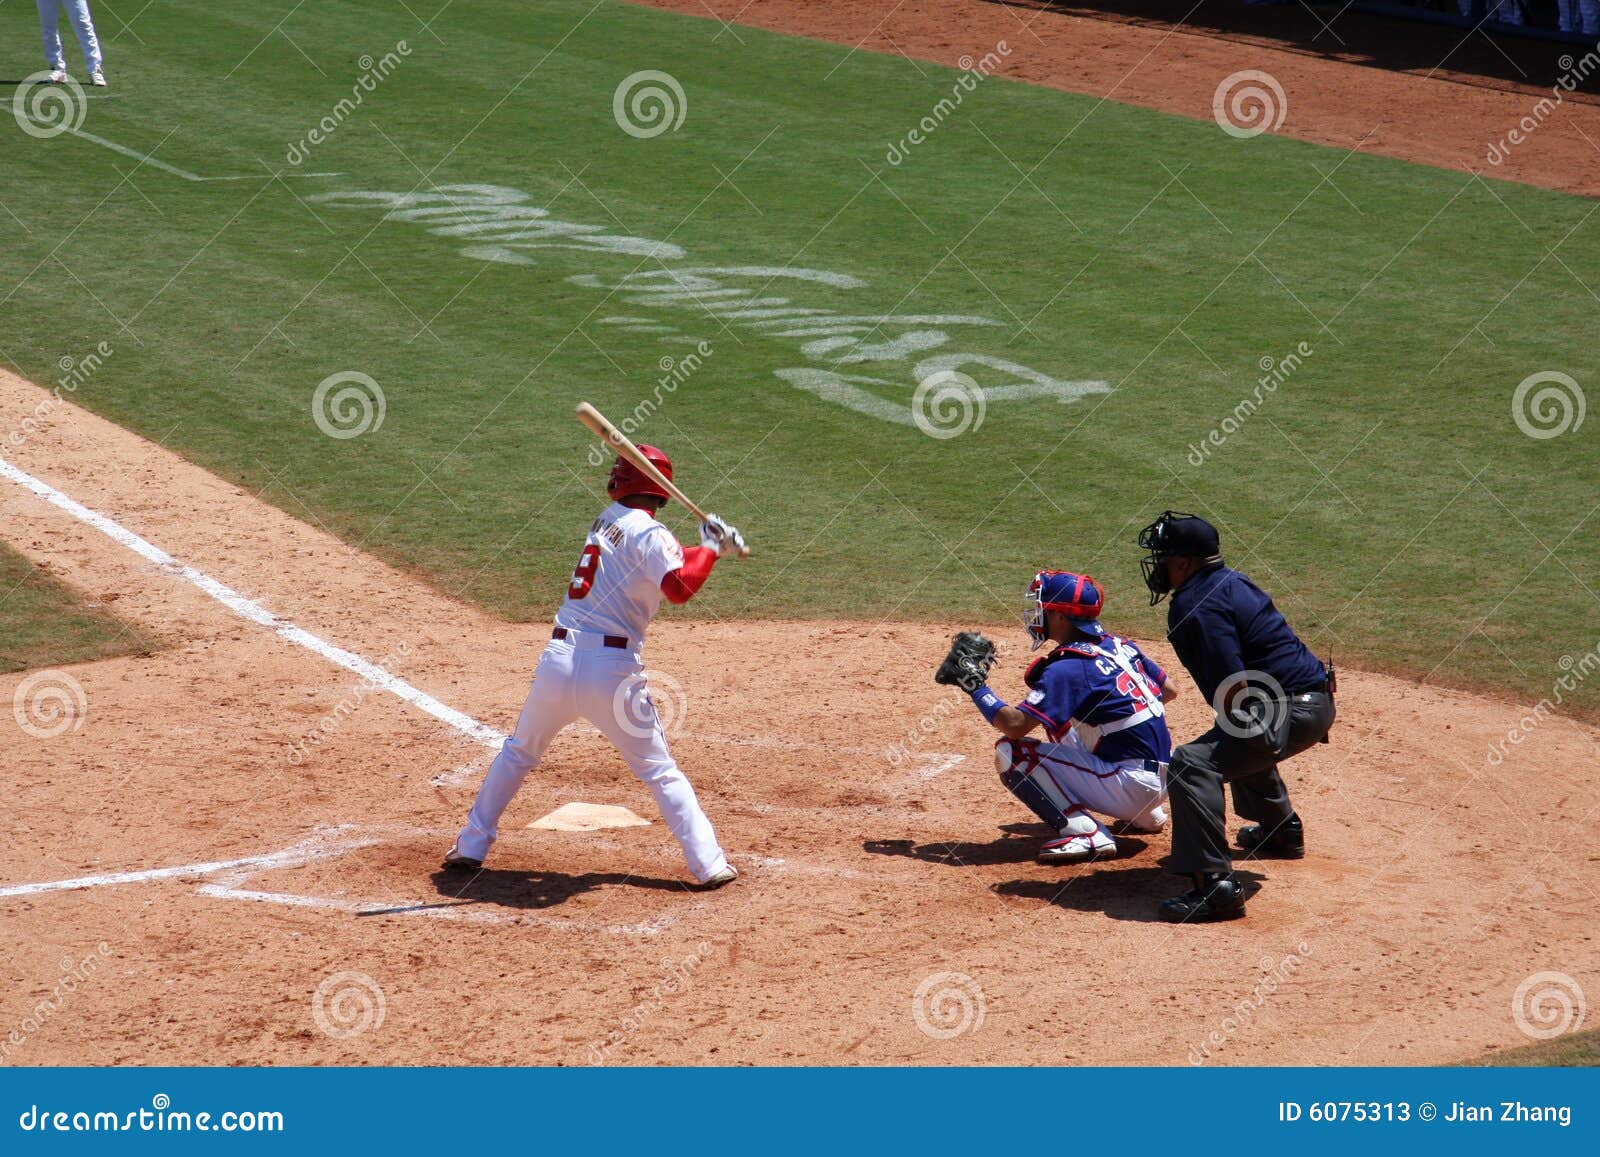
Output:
(445, 444), (746, 886)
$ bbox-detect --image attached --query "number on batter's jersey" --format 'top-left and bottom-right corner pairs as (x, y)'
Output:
(568, 544), (602, 599)
(552, 502), (685, 643)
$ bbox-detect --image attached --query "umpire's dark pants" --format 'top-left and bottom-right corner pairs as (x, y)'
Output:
(1166, 692), (1336, 877)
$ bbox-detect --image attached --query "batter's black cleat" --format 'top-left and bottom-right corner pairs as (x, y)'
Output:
(1238, 815), (1305, 859)
(441, 845), (482, 872)
(1159, 874), (1246, 923)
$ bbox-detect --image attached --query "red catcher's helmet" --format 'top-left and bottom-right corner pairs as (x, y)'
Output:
(606, 444), (673, 502)
(1024, 571), (1105, 649)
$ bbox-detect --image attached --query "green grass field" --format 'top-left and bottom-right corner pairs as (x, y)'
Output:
(1464, 1028), (1599, 1066)
(0, 543), (151, 673)
(3, 0), (1598, 716)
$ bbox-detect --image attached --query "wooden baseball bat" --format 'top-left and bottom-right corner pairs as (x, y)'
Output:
(575, 402), (751, 557)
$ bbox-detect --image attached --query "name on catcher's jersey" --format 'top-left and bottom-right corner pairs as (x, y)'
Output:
(1019, 635), (1173, 763)
(553, 502), (684, 643)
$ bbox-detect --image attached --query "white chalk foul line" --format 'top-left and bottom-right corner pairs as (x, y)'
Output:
(0, 454), (506, 750)
(64, 128), (343, 182)
(0, 828), (376, 899)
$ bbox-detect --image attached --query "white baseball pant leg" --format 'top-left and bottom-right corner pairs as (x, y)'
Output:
(455, 638), (729, 882)
(580, 648), (729, 882)
(1027, 730), (1168, 829)
(38, 0), (102, 74)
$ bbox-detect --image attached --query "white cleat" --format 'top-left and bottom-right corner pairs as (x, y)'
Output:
(1037, 830), (1118, 864)
(696, 864), (738, 889)
(48, 69), (69, 84)
(89, 71), (107, 87)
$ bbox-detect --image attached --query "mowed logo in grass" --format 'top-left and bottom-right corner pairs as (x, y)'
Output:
(308, 185), (1113, 437)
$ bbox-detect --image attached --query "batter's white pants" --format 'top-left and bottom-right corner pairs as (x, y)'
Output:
(996, 731), (1169, 830)
(455, 635), (730, 883)
(38, 0), (102, 74)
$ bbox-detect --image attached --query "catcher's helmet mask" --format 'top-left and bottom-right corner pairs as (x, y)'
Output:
(1138, 511), (1223, 605)
(607, 444), (674, 504)
(1024, 571), (1106, 651)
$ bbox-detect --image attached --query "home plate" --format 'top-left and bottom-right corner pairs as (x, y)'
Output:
(528, 803), (653, 832)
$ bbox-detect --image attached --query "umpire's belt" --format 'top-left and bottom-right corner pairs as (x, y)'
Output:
(552, 627), (630, 649)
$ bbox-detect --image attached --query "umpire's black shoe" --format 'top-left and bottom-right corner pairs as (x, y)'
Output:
(1238, 815), (1305, 859)
(1159, 875), (1246, 923)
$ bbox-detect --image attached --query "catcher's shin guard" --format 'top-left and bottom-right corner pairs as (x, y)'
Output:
(995, 738), (1079, 830)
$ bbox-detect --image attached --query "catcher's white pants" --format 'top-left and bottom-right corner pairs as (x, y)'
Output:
(38, 0), (101, 74)
(455, 634), (729, 883)
(997, 731), (1168, 829)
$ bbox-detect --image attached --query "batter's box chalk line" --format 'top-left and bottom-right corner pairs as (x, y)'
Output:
(0, 824), (681, 936)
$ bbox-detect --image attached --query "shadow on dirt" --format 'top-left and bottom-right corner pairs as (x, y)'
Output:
(382, 867), (696, 913)
(864, 823), (1153, 867)
(993, 867), (1265, 923)
(989, 0), (1600, 95)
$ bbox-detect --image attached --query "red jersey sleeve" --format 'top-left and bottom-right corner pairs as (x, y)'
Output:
(660, 545), (717, 605)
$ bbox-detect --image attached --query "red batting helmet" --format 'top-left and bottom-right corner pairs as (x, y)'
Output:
(606, 444), (674, 502)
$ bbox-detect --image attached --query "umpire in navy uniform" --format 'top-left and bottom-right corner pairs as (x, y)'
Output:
(1136, 512), (1336, 923)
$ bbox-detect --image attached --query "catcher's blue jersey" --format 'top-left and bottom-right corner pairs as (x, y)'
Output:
(1018, 635), (1172, 763)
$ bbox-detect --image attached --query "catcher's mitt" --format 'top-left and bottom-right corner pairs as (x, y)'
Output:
(934, 631), (997, 693)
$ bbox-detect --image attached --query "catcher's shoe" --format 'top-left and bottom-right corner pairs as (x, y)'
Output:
(1127, 803), (1168, 833)
(695, 864), (738, 890)
(441, 845), (481, 872)
(1037, 829), (1118, 864)
(1238, 815), (1305, 859)
(1158, 875), (1246, 923)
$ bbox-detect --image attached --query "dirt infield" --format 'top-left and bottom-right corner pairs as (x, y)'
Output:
(632, 0), (1600, 197)
(2, 368), (1597, 1065)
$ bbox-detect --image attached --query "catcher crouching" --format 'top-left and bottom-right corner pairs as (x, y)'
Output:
(935, 571), (1176, 863)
